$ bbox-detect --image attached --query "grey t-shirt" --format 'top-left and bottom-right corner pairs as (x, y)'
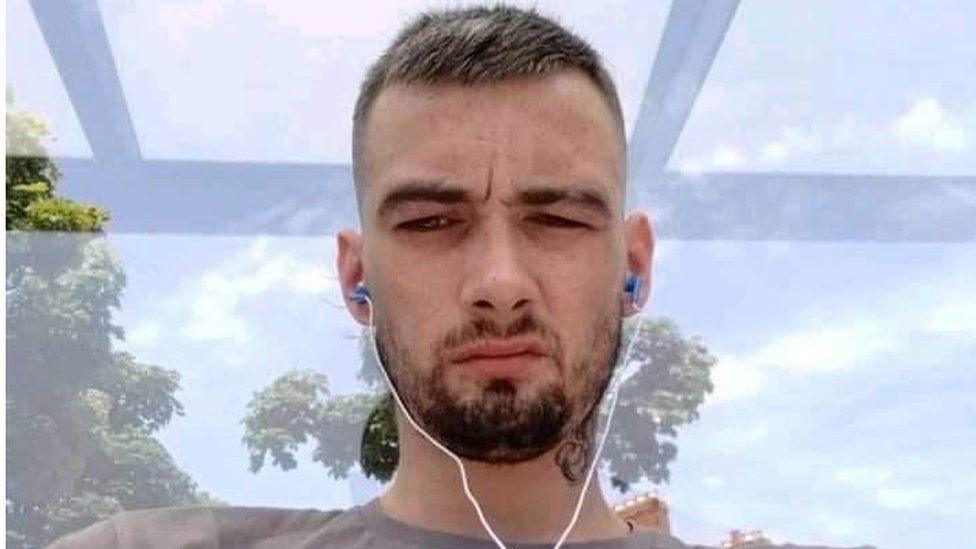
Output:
(48, 498), (690, 548)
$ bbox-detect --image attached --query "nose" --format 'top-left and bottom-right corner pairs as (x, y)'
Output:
(460, 217), (536, 324)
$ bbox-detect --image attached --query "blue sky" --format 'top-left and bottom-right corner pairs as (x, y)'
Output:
(101, 234), (976, 549)
(7, 0), (976, 547)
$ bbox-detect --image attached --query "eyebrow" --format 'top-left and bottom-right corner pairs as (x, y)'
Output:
(377, 181), (472, 217)
(376, 180), (611, 217)
(513, 188), (611, 216)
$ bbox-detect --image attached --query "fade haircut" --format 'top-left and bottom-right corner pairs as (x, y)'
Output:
(351, 5), (626, 207)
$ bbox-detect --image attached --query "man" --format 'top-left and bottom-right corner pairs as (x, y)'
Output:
(51, 5), (675, 548)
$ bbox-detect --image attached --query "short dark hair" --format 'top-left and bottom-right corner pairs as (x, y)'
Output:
(351, 5), (625, 206)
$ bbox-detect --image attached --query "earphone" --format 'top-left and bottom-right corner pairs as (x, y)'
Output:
(351, 283), (371, 304)
(623, 273), (642, 307)
(348, 274), (644, 548)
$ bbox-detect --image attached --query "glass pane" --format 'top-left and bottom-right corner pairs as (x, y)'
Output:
(8, 2), (973, 548)
(643, 240), (975, 548)
(11, 233), (971, 548)
(6, 0), (93, 158)
(97, 0), (667, 163)
(668, 0), (976, 176)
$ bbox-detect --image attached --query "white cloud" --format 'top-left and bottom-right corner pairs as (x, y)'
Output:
(709, 355), (764, 403)
(180, 238), (338, 343)
(756, 126), (825, 166)
(707, 419), (771, 453)
(711, 145), (747, 169)
(674, 96), (973, 173)
(833, 465), (946, 513)
(923, 297), (976, 339)
(892, 97), (969, 152)
(702, 475), (725, 489)
(876, 486), (938, 510)
(127, 320), (162, 350)
(751, 320), (896, 374)
(289, 264), (336, 295)
(676, 159), (704, 175)
(834, 466), (893, 487)
(710, 318), (897, 403)
(706, 246), (976, 404)
(156, 0), (229, 43)
(811, 509), (861, 539)
(758, 141), (788, 164)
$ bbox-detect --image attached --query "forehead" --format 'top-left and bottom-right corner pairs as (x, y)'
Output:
(360, 71), (626, 214)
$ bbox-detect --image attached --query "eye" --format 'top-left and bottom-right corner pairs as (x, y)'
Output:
(396, 215), (457, 232)
(528, 214), (590, 229)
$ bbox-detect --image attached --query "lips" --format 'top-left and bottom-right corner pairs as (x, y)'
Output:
(447, 337), (550, 363)
(446, 337), (551, 379)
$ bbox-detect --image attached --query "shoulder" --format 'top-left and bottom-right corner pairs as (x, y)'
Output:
(47, 505), (349, 549)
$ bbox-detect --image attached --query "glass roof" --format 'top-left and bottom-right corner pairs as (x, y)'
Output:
(668, 0), (976, 176)
(6, 0), (93, 158)
(96, 0), (668, 163)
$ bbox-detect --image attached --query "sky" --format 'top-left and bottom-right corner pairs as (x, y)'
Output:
(100, 234), (976, 549)
(6, 0), (976, 547)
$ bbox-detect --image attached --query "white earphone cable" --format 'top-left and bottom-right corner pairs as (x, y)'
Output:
(362, 295), (643, 549)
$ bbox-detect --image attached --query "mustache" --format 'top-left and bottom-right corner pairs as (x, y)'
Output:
(440, 313), (552, 351)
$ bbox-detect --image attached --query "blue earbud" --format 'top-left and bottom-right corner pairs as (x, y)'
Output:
(351, 283), (371, 304)
(624, 273), (642, 306)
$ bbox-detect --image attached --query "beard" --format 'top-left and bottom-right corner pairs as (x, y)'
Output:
(375, 310), (622, 464)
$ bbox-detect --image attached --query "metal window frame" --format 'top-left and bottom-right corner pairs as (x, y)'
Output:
(28, 0), (976, 241)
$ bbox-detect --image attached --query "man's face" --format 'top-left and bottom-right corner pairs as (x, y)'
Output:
(340, 70), (648, 463)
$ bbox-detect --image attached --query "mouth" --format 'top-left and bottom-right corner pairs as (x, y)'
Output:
(447, 338), (550, 380)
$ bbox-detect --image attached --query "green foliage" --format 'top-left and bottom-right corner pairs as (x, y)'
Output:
(358, 394), (399, 482)
(242, 318), (716, 492)
(242, 370), (331, 473)
(6, 99), (204, 548)
(603, 318), (716, 491)
(6, 96), (109, 232)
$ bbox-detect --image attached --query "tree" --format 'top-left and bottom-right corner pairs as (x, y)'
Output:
(6, 96), (209, 548)
(6, 94), (108, 232)
(243, 318), (715, 492)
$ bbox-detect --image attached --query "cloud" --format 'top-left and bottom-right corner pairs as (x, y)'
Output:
(892, 97), (969, 152)
(156, 0), (229, 43)
(126, 320), (162, 350)
(674, 96), (973, 173)
(711, 146), (747, 169)
(875, 486), (938, 510)
(756, 126), (827, 166)
(811, 509), (861, 539)
(709, 355), (764, 403)
(705, 245), (976, 404)
(833, 464), (953, 513)
(702, 476), (725, 489)
(834, 466), (893, 487)
(922, 290), (976, 339)
(751, 320), (896, 374)
(706, 419), (771, 453)
(153, 0), (486, 45)
(180, 238), (338, 343)
(677, 145), (747, 173)
(710, 318), (897, 403)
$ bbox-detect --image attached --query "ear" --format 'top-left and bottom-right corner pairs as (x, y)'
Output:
(622, 212), (654, 315)
(337, 229), (370, 325)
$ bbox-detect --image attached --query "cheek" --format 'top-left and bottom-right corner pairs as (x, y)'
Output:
(557, 292), (620, 388)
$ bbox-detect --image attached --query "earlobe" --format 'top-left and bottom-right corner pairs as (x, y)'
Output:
(623, 212), (654, 314)
(336, 229), (370, 325)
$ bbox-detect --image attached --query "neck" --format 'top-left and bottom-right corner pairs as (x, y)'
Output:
(377, 409), (630, 544)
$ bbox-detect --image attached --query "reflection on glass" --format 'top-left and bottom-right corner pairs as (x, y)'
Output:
(7, 2), (976, 549)
(669, 0), (976, 176)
